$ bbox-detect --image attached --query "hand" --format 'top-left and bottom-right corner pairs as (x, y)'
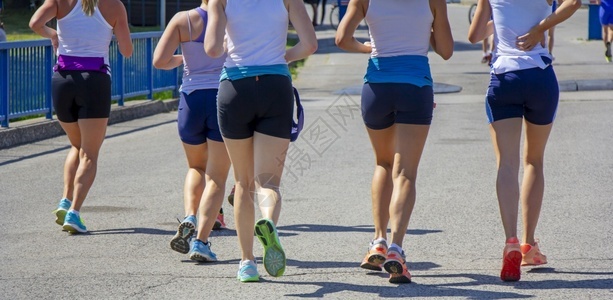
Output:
(516, 27), (546, 51)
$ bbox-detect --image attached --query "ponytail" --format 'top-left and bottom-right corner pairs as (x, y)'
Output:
(82, 0), (99, 16)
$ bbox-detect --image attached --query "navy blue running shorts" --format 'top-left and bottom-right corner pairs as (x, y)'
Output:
(51, 71), (111, 122)
(178, 89), (223, 144)
(485, 63), (559, 125)
(361, 82), (434, 129)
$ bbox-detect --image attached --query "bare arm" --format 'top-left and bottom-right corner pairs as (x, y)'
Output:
(204, 0), (227, 58)
(111, 0), (133, 58)
(153, 13), (184, 70)
(29, 0), (59, 52)
(335, 0), (370, 53)
(286, 0), (318, 62)
(429, 0), (454, 60)
(516, 0), (581, 51)
(468, 0), (494, 44)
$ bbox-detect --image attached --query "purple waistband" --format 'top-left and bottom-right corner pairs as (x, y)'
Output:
(290, 87), (304, 142)
(54, 55), (109, 73)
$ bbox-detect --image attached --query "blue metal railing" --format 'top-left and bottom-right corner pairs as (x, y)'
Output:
(0, 31), (180, 127)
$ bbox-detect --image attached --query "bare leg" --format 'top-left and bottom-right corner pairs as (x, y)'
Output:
(253, 132), (289, 224)
(59, 122), (81, 201)
(224, 136), (255, 261)
(182, 142), (208, 217)
(70, 118), (108, 211)
(521, 121), (553, 245)
(365, 126), (395, 240)
(311, 4), (318, 26)
(388, 124), (430, 248)
(195, 140), (231, 242)
(489, 118), (522, 240)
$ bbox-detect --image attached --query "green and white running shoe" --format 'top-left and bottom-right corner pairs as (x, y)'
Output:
(254, 218), (286, 277)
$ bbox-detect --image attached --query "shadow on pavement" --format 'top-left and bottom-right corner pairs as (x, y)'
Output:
(277, 279), (531, 299)
(88, 227), (175, 235)
(0, 119), (175, 167)
(278, 223), (442, 236)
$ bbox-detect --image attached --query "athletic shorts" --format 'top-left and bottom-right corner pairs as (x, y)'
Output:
(600, 6), (613, 25)
(178, 89), (223, 144)
(485, 63), (559, 125)
(51, 71), (111, 122)
(217, 75), (294, 140)
(361, 82), (434, 129)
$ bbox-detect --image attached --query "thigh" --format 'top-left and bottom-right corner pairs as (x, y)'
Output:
(217, 79), (257, 140)
(255, 75), (294, 140)
(253, 132), (290, 189)
(361, 83), (395, 130)
(76, 72), (112, 119)
(52, 72), (78, 123)
(485, 72), (524, 124)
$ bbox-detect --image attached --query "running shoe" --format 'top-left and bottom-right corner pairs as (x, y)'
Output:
(189, 239), (218, 262)
(228, 185), (235, 206)
(170, 215), (197, 254)
(360, 239), (387, 271)
(213, 208), (226, 230)
(383, 247), (411, 284)
(254, 218), (286, 277)
(237, 259), (260, 282)
(521, 240), (548, 266)
(62, 210), (87, 234)
(606, 42), (612, 63)
(500, 237), (522, 282)
(52, 198), (71, 226)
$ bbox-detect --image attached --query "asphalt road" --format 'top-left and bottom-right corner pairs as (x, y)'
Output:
(1, 4), (612, 300)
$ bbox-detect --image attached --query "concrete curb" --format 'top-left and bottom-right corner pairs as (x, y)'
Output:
(559, 79), (613, 92)
(0, 98), (179, 150)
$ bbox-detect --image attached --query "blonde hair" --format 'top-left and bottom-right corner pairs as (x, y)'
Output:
(82, 0), (99, 16)
(202, 0), (208, 4)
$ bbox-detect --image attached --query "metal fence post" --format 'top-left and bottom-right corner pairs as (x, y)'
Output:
(0, 48), (8, 127)
(117, 45), (125, 106)
(147, 38), (153, 100)
(44, 45), (53, 120)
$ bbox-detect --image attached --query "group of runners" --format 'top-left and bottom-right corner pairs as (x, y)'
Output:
(30, 0), (582, 284)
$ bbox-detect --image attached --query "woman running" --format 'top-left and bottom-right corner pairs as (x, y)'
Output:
(336, 0), (453, 284)
(153, 0), (230, 261)
(468, 0), (581, 282)
(30, 0), (132, 233)
(205, 0), (316, 282)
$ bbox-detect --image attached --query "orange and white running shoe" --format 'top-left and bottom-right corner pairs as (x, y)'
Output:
(383, 248), (412, 284)
(521, 240), (547, 266)
(500, 237), (522, 282)
(360, 239), (387, 271)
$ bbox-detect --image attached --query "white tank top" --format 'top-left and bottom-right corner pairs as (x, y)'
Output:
(365, 0), (433, 58)
(57, 0), (113, 65)
(224, 0), (288, 68)
(490, 0), (552, 73)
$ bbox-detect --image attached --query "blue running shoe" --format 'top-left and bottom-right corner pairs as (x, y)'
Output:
(237, 260), (260, 282)
(62, 210), (87, 233)
(52, 198), (72, 226)
(254, 218), (286, 277)
(170, 215), (197, 254)
(189, 240), (218, 262)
